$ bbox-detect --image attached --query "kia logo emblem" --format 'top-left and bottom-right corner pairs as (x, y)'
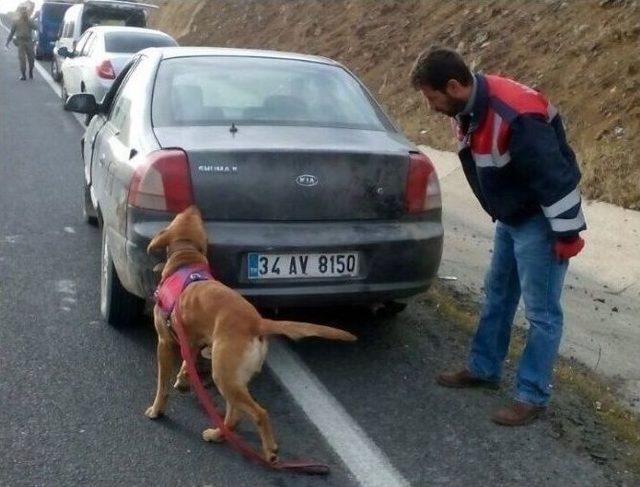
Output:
(296, 174), (318, 187)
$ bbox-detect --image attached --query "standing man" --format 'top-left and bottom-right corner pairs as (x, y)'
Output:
(410, 48), (586, 426)
(5, 5), (37, 81)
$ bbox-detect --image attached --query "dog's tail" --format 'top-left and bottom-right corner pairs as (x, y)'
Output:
(260, 319), (357, 342)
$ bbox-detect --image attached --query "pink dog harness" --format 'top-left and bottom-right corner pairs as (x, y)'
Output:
(154, 263), (214, 321)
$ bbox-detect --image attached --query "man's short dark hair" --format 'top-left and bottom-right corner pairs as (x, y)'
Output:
(410, 48), (473, 91)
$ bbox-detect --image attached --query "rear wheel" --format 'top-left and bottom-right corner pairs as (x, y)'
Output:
(60, 83), (68, 106)
(51, 58), (61, 82)
(100, 225), (144, 327)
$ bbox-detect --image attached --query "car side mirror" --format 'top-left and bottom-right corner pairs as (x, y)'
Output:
(58, 46), (73, 58)
(65, 93), (99, 115)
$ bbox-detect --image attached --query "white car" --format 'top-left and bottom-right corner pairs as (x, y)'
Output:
(51, 0), (156, 82)
(59, 26), (177, 103)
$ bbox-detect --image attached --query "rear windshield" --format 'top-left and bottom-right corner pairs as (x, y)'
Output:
(105, 32), (176, 53)
(82, 6), (146, 32)
(152, 56), (391, 131)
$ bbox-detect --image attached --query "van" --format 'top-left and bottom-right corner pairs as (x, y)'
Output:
(34, 1), (73, 60)
(51, 0), (156, 82)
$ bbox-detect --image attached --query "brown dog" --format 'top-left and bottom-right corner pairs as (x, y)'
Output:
(144, 206), (357, 462)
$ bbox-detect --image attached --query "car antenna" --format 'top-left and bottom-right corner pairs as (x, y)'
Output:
(230, 122), (238, 135)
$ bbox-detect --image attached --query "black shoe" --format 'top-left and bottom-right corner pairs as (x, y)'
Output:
(19, 75), (26, 81)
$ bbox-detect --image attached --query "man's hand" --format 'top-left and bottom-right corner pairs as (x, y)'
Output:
(553, 235), (585, 261)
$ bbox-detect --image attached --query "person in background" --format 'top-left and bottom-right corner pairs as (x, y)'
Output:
(5, 4), (37, 81)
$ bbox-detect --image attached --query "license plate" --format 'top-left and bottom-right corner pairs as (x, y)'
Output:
(248, 252), (359, 279)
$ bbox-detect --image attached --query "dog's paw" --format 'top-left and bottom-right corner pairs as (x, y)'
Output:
(202, 428), (224, 442)
(173, 378), (190, 391)
(145, 406), (163, 419)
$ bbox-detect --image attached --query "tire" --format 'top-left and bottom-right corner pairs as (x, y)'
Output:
(370, 300), (408, 318)
(51, 58), (61, 82)
(100, 225), (144, 327)
(61, 83), (68, 106)
(82, 181), (98, 226)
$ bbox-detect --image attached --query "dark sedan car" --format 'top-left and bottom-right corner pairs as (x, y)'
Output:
(65, 47), (443, 326)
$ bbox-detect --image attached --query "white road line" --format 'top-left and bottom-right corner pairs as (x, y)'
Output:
(2, 16), (411, 486)
(56, 279), (77, 312)
(268, 340), (411, 487)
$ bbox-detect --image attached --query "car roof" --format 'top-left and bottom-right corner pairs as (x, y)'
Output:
(143, 47), (339, 66)
(86, 26), (172, 37)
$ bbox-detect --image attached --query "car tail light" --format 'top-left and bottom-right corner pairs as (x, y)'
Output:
(404, 152), (441, 213)
(128, 149), (194, 213)
(96, 59), (116, 80)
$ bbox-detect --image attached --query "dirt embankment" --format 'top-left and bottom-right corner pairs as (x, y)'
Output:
(151, 0), (640, 210)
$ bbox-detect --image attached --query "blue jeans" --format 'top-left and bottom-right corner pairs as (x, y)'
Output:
(467, 214), (568, 406)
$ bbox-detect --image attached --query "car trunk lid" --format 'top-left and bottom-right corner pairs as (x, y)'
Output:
(153, 125), (412, 221)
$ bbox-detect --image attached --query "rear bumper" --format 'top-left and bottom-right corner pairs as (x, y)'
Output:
(125, 216), (443, 307)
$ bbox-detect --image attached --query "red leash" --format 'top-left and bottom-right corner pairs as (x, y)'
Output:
(170, 300), (330, 476)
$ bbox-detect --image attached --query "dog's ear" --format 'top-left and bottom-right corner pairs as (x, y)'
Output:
(147, 228), (171, 255)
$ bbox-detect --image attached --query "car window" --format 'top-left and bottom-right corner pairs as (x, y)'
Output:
(65, 21), (75, 38)
(152, 56), (391, 131)
(108, 56), (154, 144)
(110, 96), (131, 137)
(75, 31), (91, 54)
(82, 33), (98, 56)
(104, 32), (176, 53)
(101, 59), (135, 113)
(82, 6), (146, 32)
(79, 33), (94, 56)
(108, 58), (141, 131)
